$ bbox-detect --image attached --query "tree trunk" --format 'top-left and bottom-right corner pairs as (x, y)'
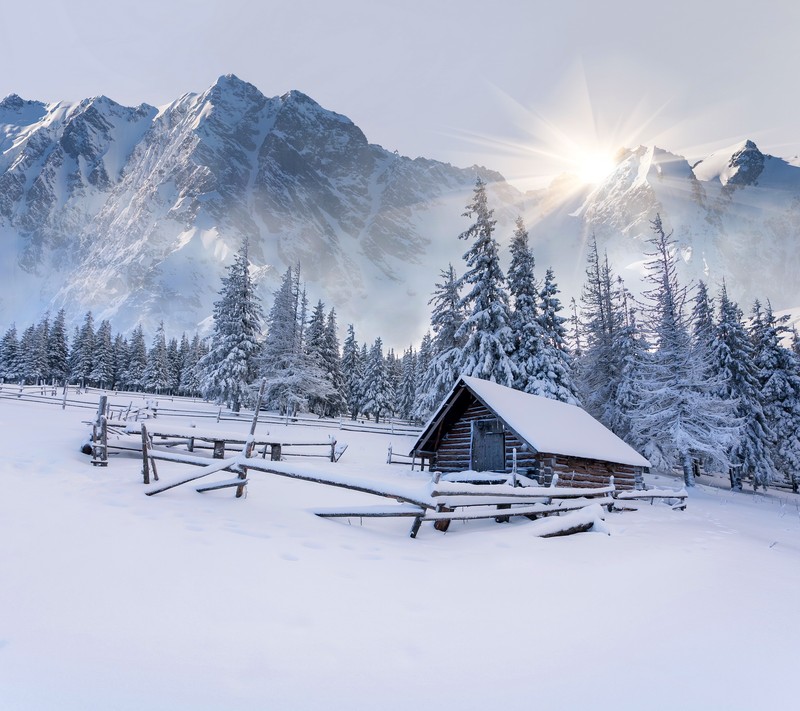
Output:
(682, 451), (695, 487)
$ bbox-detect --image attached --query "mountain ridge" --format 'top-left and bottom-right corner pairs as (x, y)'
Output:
(1, 75), (799, 346)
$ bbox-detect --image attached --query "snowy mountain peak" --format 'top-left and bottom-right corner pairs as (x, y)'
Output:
(725, 139), (765, 186)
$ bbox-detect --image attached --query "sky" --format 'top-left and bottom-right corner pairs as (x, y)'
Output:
(4, 0), (800, 191)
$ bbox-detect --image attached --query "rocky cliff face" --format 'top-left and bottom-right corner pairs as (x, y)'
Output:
(0, 75), (519, 344)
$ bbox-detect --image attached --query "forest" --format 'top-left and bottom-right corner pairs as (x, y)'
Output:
(2, 179), (799, 491)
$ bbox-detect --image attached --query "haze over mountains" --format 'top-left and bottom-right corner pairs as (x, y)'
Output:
(1, 74), (798, 346)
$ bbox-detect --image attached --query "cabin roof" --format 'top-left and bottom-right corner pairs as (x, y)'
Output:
(412, 375), (650, 469)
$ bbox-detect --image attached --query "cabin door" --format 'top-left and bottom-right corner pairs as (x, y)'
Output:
(471, 419), (505, 471)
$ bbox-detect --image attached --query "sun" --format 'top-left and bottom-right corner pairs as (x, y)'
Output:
(572, 146), (619, 185)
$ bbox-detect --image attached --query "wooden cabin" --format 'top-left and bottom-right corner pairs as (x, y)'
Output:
(411, 376), (650, 490)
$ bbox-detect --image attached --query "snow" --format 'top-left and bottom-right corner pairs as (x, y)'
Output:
(452, 376), (650, 467)
(2, 393), (800, 710)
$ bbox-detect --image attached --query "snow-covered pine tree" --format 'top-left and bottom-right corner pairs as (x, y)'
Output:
(455, 177), (516, 385)
(507, 216), (546, 395)
(397, 347), (418, 420)
(0, 324), (20, 383)
(47, 309), (69, 386)
(18, 325), (40, 384)
(111, 334), (128, 391)
(166, 337), (181, 394)
(259, 266), (332, 415)
(751, 301), (800, 490)
(199, 239), (264, 412)
(341, 323), (363, 420)
(183, 334), (208, 397)
(414, 264), (465, 420)
(384, 348), (400, 418)
(536, 267), (580, 404)
(321, 309), (346, 417)
(629, 215), (736, 486)
(121, 325), (147, 391)
(709, 288), (778, 490)
(607, 279), (647, 446)
(361, 337), (392, 423)
(70, 312), (95, 388)
(576, 238), (621, 425)
(89, 320), (114, 389)
(143, 321), (171, 394)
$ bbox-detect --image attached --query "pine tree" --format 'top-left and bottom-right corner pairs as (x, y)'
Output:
(0, 324), (20, 383)
(751, 302), (800, 490)
(199, 239), (264, 412)
(709, 289), (778, 490)
(259, 266), (332, 415)
(629, 215), (736, 486)
(321, 309), (346, 417)
(143, 321), (171, 393)
(341, 323), (363, 420)
(415, 265), (465, 419)
(536, 267), (580, 404)
(576, 238), (621, 425)
(111, 334), (128, 391)
(71, 312), (95, 388)
(47, 309), (69, 386)
(122, 325), (148, 391)
(456, 178), (516, 385)
(361, 337), (392, 422)
(507, 216), (546, 395)
(397, 347), (418, 420)
(90, 320), (114, 389)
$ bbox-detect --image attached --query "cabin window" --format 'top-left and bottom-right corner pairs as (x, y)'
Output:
(471, 419), (505, 471)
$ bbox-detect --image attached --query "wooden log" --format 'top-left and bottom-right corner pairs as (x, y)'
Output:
(144, 456), (240, 496)
(212, 440), (226, 459)
(237, 379), (266, 498)
(141, 424), (151, 485)
(197, 478), (249, 493)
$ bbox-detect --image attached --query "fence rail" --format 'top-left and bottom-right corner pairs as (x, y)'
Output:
(0, 384), (423, 438)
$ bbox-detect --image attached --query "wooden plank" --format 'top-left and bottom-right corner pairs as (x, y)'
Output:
(196, 478), (249, 493)
(315, 505), (425, 518)
(144, 456), (240, 496)
(423, 497), (613, 522)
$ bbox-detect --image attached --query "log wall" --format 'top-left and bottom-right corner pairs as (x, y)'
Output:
(431, 395), (642, 490)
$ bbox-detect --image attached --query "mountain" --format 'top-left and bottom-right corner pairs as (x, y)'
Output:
(0, 75), (522, 346)
(524, 140), (800, 314)
(1, 76), (799, 346)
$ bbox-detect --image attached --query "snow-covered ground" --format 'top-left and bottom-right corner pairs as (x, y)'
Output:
(2, 392), (799, 710)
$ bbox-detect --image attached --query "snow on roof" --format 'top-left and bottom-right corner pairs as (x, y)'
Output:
(436, 376), (650, 468)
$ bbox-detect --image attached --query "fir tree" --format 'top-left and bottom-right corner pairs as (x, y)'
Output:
(536, 267), (580, 404)
(629, 215), (736, 486)
(415, 265), (465, 419)
(455, 177), (516, 385)
(341, 323), (363, 420)
(751, 301), (800, 490)
(507, 216), (547, 395)
(397, 347), (418, 420)
(143, 321), (171, 393)
(0, 324), (20, 383)
(199, 239), (264, 412)
(90, 320), (114, 389)
(321, 309), (346, 417)
(71, 312), (95, 388)
(361, 337), (392, 422)
(576, 238), (621, 425)
(709, 289), (778, 490)
(122, 325), (148, 391)
(259, 266), (332, 415)
(47, 309), (69, 386)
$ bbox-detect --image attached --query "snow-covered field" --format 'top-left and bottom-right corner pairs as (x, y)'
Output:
(2, 393), (799, 710)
